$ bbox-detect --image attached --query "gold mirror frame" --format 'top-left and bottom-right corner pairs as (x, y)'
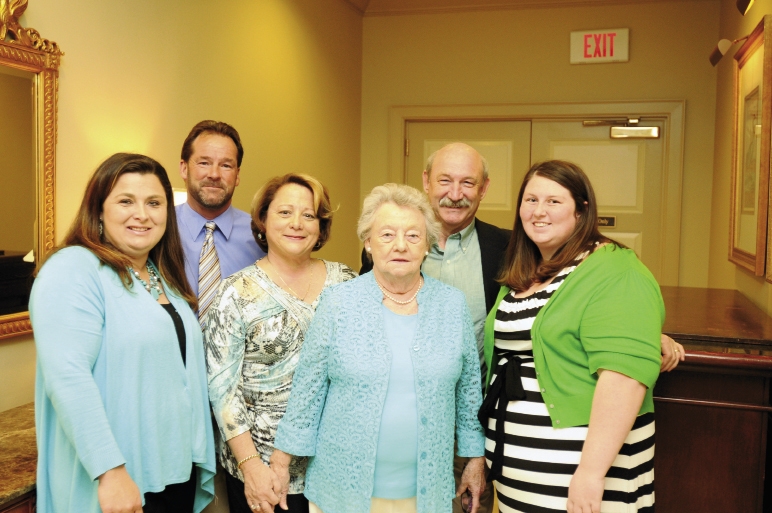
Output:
(0, 0), (61, 339)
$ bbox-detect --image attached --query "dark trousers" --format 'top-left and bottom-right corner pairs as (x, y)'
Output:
(225, 471), (309, 513)
(143, 466), (197, 513)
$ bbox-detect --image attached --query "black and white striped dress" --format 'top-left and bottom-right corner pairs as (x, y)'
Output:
(483, 260), (655, 513)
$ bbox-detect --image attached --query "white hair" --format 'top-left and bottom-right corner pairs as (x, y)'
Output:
(357, 183), (440, 250)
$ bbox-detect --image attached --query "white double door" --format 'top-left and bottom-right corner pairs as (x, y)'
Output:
(404, 118), (669, 283)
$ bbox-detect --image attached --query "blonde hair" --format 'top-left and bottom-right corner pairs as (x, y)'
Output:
(251, 173), (334, 252)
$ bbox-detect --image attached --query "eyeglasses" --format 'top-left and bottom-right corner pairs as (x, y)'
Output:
(376, 232), (423, 244)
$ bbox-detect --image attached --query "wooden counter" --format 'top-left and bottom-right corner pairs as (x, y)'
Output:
(656, 286), (772, 513)
(661, 286), (772, 348)
(0, 403), (36, 512)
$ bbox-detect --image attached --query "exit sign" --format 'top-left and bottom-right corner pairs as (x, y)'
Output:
(570, 28), (629, 64)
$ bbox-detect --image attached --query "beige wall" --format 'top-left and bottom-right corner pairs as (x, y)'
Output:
(0, 0), (363, 413)
(361, 1), (720, 287)
(0, 334), (35, 412)
(23, 0), (363, 268)
(709, 0), (772, 313)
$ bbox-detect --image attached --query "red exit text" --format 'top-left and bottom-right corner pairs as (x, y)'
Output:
(570, 28), (629, 64)
(584, 32), (617, 58)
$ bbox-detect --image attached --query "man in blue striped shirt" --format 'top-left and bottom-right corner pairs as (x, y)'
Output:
(175, 120), (265, 513)
(176, 120), (265, 302)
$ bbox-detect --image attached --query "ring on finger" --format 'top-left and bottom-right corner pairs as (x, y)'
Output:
(250, 505), (256, 511)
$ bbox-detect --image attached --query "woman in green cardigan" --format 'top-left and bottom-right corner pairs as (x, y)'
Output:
(478, 160), (663, 513)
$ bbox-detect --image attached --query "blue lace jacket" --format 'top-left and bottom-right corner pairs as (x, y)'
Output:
(274, 272), (485, 513)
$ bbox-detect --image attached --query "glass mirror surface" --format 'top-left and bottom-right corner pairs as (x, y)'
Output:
(0, 66), (36, 316)
(734, 45), (764, 255)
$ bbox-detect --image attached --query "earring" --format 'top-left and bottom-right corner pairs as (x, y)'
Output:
(425, 251), (429, 256)
(99, 221), (103, 237)
(365, 247), (371, 253)
(257, 232), (264, 240)
(314, 241), (322, 250)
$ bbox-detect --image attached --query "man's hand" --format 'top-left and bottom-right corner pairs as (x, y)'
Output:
(660, 334), (685, 372)
(457, 457), (486, 513)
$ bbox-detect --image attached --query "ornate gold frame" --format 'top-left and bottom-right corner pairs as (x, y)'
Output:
(0, 0), (61, 339)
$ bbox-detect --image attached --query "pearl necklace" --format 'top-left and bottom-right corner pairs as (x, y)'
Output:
(375, 276), (423, 305)
(129, 262), (163, 300)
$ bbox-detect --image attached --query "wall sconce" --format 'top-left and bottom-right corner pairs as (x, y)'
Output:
(737, 0), (754, 15)
(710, 37), (748, 66)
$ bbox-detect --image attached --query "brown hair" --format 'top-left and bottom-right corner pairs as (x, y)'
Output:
(40, 153), (196, 308)
(498, 160), (620, 292)
(250, 173), (334, 253)
(180, 120), (244, 166)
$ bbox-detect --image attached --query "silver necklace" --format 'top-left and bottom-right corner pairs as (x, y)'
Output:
(267, 258), (314, 301)
(375, 276), (423, 305)
(129, 262), (163, 300)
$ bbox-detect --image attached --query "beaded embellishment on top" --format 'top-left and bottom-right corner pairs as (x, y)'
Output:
(129, 262), (163, 300)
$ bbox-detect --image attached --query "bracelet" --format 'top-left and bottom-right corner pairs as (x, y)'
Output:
(237, 454), (260, 469)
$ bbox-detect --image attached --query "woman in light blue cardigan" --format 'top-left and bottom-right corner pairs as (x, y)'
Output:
(271, 184), (486, 513)
(31, 154), (215, 513)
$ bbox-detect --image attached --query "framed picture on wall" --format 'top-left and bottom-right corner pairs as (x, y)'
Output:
(729, 15), (772, 277)
(741, 87), (760, 215)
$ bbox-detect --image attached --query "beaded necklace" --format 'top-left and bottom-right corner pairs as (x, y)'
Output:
(129, 262), (163, 300)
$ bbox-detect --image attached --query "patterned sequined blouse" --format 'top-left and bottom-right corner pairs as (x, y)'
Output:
(204, 260), (356, 493)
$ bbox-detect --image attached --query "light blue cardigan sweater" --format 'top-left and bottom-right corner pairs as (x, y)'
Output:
(274, 273), (485, 513)
(31, 247), (216, 513)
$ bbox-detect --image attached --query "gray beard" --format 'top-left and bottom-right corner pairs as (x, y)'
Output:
(191, 185), (232, 210)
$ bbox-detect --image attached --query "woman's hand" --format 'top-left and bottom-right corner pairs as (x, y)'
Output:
(457, 456), (486, 513)
(97, 465), (143, 513)
(269, 449), (292, 511)
(240, 458), (282, 512)
(660, 334), (685, 372)
(567, 467), (605, 513)
(227, 432), (283, 510)
(570, 369), (647, 513)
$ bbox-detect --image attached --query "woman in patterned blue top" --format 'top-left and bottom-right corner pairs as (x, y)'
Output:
(204, 174), (356, 513)
(271, 184), (486, 513)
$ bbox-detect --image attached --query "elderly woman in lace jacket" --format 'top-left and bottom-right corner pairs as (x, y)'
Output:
(269, 183), (486, 513)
